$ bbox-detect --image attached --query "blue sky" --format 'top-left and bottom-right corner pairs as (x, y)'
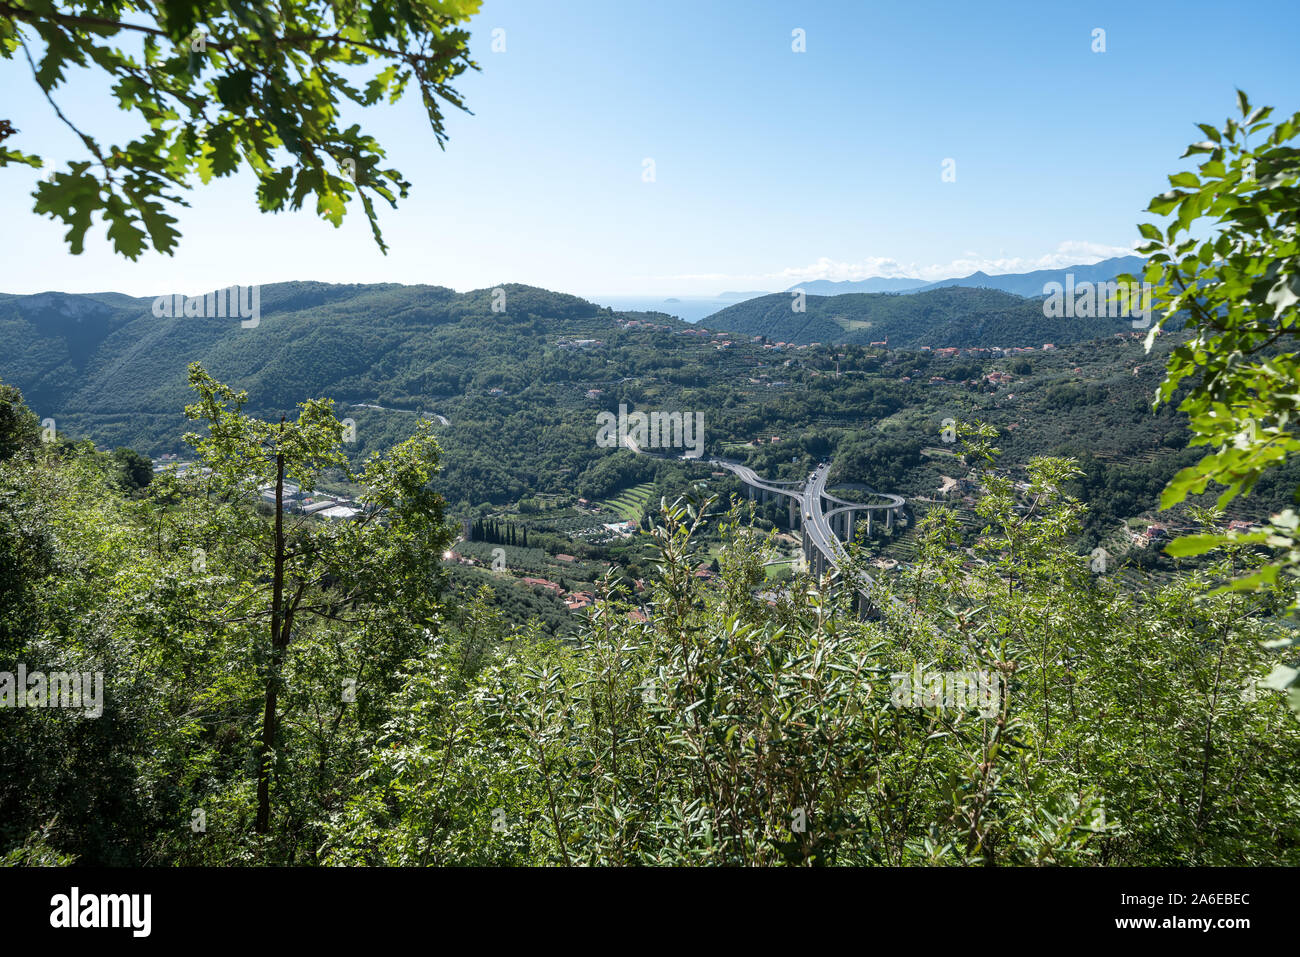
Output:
(1, 0), (1298, 300)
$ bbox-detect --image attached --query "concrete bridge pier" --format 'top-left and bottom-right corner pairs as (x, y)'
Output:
(856, 590), (882, 621)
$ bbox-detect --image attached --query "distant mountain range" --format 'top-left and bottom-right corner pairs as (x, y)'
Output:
(781, 277), (930, 295)
(587, 257), (1146, 324)
(778, 255), (1145, 300)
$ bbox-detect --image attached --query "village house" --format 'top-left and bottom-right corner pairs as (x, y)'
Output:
(522, 577), (564, 596)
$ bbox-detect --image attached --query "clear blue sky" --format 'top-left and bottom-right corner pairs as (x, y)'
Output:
(1, 0), (1297, 300)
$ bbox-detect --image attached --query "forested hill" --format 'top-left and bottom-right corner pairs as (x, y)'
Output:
(0, 280), (625, 433)
(0, 278), (1215, 519)
(703, 285), (1139, 348)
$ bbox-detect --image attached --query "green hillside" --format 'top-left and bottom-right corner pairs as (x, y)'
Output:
(703, 285), (1142, 348)
(1, 279), (1286, 542)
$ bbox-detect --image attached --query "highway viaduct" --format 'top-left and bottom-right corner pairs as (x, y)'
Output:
(707, 458), (905, 616)
(618, 436), (905, 615)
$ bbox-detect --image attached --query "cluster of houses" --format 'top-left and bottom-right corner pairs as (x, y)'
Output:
(891, 332), (1148, 362)
(1130, 522), (1169, 546)
(256, 482), (363, 521)
(151, 455), (209, 477)
(519, 571), (658, 615)
(152, 457), (362, 520)
(935, 474), (980, 502)
(519, 576), (600, 611)
(761, 340), (822, 351)
(619, 318), (834, 353)
(617, 318), (676, 332)
(1127, 518), (1264, 547)
(1126, 518), (1261, 549)
(902, 368), (1022, 388)
(916, 344), (1055, 357)
(600, 520), (638, 538)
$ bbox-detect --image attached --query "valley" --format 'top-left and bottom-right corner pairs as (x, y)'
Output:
(3, 276), (1290, 638)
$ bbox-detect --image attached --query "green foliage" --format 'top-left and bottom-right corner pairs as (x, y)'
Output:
(707, 286), (1133, 349)
(835, 434), (923, 490)
(111, 446), (153, 491)
(0, 1), (480, 256)
(0, 380), (40, 460)
(324, 473), (1300, 865)
(898, 434), (1298, 863)
(2, 369), (1297, 865)
(1126, 92), (1300, 706)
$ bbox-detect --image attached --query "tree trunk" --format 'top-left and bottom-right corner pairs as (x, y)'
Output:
(255, 443), (287, 834)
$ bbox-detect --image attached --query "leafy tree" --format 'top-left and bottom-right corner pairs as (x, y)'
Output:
(321, 473), (1300, 866)
(111, 446), (153, 491)
(1125, 92), (1300, 709)
(0, 436), (162, 863)
(3, 368), (1298, 865)
(176, 361), (452, 835)
(0, 0), (480, 256)
(0, 380), (40, 460)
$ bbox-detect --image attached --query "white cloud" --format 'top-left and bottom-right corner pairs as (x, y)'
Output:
(775, 241), (1139, 284)
(659, 241), (1140, 290)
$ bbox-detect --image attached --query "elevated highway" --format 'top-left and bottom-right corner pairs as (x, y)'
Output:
(617, 435), (904, 613)
(709, 459), (905, 616)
